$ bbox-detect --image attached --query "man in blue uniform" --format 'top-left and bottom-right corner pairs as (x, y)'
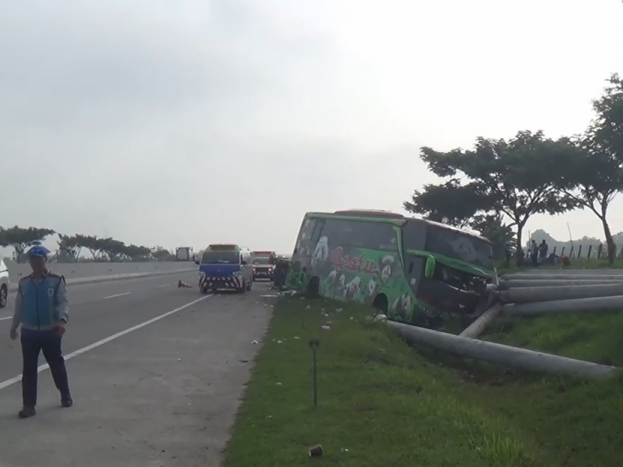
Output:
(9, 245), (72, 419)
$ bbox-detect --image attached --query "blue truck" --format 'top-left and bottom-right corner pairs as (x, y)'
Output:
(196, 244), (253, 294)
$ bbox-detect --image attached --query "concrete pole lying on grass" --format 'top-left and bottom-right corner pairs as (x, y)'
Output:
(459, 304), (503, 339)
(501, 295), (623, 316)
(505, 269), (623, 275)
(502, 274), (623, 281)
(500, 283), (623, 303)
(498, 279), (623, 289)
(388, 321), (617, 379)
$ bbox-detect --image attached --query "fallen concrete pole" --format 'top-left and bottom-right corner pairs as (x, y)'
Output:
(388, 321), (617, 379)
(502, 295), (623, 316)
(502, 274), (623, 281)
(459, 304), (503, 339)
(501, 283), (623, 303)
(508, 268), (623, 274)
(507, 269), (623, 275)
(499, 279), (623, 289)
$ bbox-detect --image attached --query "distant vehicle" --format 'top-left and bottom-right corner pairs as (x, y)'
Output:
(176, 247), (194, 261)
(251, 250), (277, 282)
(286, 209), (496, 328)
(197, 244), (252, 294)
(0, 259), (9, 308)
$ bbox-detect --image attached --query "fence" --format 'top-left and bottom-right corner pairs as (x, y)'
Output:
(547, 244), (623, 260)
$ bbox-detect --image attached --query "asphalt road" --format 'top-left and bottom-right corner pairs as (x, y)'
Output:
(0, 272), (274, 467)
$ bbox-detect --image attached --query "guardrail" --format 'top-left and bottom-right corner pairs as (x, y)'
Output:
(5, 261), (197, 292)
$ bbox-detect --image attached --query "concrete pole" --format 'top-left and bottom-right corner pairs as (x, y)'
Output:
(459, 304), (503, 339)
(506, 269), (623, 275)
(501, 283), (623, 303)
(499, 279), (622, 289)
(502, 274), (623, 281)
(388, 321), (617, 379)
(502, 295), (623, 316)
(499, 279), (623, 289)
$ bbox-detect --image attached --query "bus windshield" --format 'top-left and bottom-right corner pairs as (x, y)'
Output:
(201, 252), (240, 265)
(425, 225), (493, 270)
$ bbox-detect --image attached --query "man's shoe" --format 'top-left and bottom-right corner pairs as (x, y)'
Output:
(18, 406), (36, 419)
(61, 398), (73, 408)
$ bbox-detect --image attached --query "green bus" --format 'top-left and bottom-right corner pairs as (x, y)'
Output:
(285, 209), (496, 327)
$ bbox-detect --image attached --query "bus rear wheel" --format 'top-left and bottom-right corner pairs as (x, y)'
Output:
(306, 276), (320, 298)
(372, 294), (388, 316)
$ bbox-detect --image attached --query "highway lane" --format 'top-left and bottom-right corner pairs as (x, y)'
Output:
(0, 277), (273, 467)
(0, 269), (202, 317)
(0, 271), (203, 382)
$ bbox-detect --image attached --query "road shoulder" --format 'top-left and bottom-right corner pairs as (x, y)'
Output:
(0, 290), (272, 467)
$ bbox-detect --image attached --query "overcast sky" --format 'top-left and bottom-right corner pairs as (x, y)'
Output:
(1, 0), (622, 253)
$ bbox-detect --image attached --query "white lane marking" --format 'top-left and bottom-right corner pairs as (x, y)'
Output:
(0, 316), (12, 322)
(0, 295), (212, 391)
(157, 284), (172, 288)
(104, 292), (131, 299)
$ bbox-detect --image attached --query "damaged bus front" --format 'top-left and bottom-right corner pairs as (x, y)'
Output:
(401, 219), (496, 327)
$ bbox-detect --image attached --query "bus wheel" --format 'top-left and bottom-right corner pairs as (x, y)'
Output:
(306, 277), (320, 298)
(372, 294), (388, 316)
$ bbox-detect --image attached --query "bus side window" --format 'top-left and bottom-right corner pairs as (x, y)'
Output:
(309, 219), (325, 247)
(355, 222), (398, 252)
(294, 218), (317, 257)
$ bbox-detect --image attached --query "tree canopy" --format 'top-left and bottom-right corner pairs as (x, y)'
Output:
(404, 73), (623, 265)
(0, 227), (176, 263)
(407, 131), (576, 254)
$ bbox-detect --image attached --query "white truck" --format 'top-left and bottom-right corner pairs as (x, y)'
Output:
(175, 247), (194, 261)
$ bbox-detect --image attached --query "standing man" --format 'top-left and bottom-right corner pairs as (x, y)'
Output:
(538, 240), (549, 263)
(9, 245), (72, 419)
(530, 240), (539, 267)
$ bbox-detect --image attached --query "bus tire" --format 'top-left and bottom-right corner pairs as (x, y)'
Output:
(306, 276), (320, 298)
(372, 294), (388, 315)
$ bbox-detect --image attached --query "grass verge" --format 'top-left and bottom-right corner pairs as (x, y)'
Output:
(224, 297), (623, 467)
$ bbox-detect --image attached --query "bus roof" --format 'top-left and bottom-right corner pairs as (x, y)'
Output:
(304, 210), (491, 244)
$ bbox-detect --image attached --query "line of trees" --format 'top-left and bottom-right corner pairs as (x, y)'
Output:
(0, 226), (175, 263)
(404, 73), (623, 265)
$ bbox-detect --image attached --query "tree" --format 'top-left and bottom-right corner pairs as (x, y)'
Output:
(404, 179), (492, 228)
(151, 246), (174, 261)
(123, 244), (152, 261)
(97, 238), (127, 262)
(57, 234), (83, 262)
(471, 213), (516, 260)
(0, 226), (55, 262)
(554, 135), (623, 264)
(77, 235), (103, 260)
(561, 73), (623, 265)
(416, 131), (575, 255)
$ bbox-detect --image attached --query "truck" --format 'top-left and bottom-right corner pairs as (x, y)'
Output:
(286, 209), (496, 328)
(175, 247), (194, 261)
(197, 244), (253, 294)
(251, 250), (277, 282)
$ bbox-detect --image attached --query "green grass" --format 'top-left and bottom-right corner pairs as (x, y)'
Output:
(483, 311), (623, 367)
(497, 257), (623, 273)
(223, 298), (623, 467)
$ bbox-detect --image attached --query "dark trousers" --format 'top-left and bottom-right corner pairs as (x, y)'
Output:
(21, 330), (71, 407)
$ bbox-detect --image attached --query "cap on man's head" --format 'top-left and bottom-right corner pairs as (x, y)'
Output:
(27, 245), (50, 260)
